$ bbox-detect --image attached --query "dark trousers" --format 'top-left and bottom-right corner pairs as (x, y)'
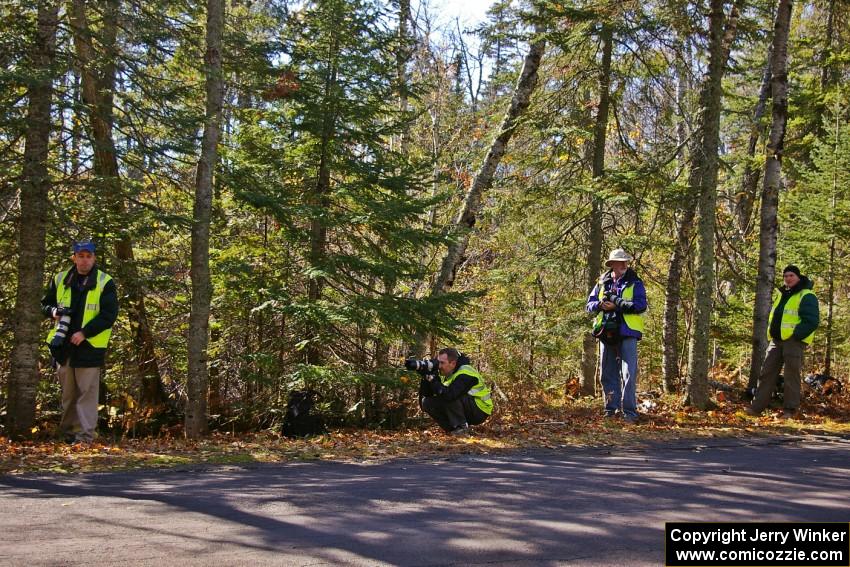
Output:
(752, 338), (806, 412)
(420, 395), (488, 431)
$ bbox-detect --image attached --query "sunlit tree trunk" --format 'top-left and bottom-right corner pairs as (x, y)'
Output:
(186, 0), (225, 439)
(748, 0), (793, 392)
(685, 0), (742, 409)
(430, 36), (545, 293)
(418, 31), (545, 354)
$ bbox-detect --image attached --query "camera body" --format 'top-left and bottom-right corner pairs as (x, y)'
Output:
(405, 352), (472, 380)
(592, 289), (622, 345)
(51, 307), (73, 347)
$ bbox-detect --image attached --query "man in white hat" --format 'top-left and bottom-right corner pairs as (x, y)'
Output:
(586, 248), (647, 422)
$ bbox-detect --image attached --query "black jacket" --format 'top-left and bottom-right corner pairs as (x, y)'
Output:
(418, 368), (479, 402)
(768, 276), (819, 342)
(41, 266), (119, 367)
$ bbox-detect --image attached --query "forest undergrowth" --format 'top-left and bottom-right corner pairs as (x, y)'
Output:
(3, 369), (847, 475)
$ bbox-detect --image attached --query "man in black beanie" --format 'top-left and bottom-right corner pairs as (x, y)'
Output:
(747, 265), (819, 419)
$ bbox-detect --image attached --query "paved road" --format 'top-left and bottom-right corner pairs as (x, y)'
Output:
(1, 436), (848, 566)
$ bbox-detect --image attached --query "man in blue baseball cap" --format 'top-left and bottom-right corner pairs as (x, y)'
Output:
(72, 240), (96, 254)
(41, 239), (118, 444)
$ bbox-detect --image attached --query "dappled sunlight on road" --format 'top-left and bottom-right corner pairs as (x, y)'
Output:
(1, 437), (848, 566)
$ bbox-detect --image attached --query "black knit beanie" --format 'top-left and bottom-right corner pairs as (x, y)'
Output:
(782, 265), (801, 277)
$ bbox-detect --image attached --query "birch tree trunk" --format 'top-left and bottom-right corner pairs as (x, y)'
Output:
(580, 24), (613, 396)
(748, 0), (793, 392)
(430, 36), (545, 296)
(70, 0), (165, 407)
(416, 32), (545, 354)
(7, 0), (60, 437)
(186, 0), (225, 439)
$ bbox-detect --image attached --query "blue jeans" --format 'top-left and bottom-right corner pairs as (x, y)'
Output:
(600, 338), (638, 417)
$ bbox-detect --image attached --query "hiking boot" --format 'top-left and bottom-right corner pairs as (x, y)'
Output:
(602, 410), (617, 419)
(73, 432), (95, 445)
(782, 409), (799, 420)
(623, 414), (639, 424)
(744, 407), (761, 417)
(449, 423), (471, 436)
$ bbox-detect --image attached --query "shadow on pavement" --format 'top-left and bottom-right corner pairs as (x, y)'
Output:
(1, 438), (848, 565)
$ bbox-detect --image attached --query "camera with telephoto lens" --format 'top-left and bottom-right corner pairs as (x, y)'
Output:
(405, 357), (439, 376)
(51, 307), (73, 347)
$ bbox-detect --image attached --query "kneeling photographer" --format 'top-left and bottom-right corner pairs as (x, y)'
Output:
(406, 348), (492, 436)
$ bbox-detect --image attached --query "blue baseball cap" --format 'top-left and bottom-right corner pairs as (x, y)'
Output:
(72, 239), (96, 254)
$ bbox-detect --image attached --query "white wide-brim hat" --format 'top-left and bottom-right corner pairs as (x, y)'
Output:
(605, 248), (633, 266)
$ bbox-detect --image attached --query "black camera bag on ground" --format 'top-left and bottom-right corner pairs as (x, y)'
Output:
(281, 389), (326, 438)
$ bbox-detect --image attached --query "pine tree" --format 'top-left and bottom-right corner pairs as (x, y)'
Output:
(229, 0), (468, 372)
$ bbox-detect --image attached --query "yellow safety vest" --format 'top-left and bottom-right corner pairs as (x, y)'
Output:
(46, 268), (114, 349)
(442, 364), (493, 415)
(767, 289), (816, 345)
(593, 283), (644, 334)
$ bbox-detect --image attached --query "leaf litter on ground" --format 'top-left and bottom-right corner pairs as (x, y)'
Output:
(2, 388), (849, 475)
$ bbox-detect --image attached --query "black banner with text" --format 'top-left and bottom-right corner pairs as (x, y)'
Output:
(665, 522), (850, 567)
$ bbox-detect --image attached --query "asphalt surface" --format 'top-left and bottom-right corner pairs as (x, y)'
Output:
(1, 435), (848, 566)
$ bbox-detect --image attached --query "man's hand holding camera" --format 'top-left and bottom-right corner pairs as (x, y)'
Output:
(51, 306), (71, 320)
(50, 306), (86, 346)
(600, 291), (618, 312)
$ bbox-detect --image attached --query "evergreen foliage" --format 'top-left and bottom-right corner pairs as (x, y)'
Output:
(1, 0), (849, 436)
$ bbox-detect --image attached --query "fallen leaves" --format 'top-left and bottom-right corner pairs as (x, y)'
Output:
(2, 389), (849, 475)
